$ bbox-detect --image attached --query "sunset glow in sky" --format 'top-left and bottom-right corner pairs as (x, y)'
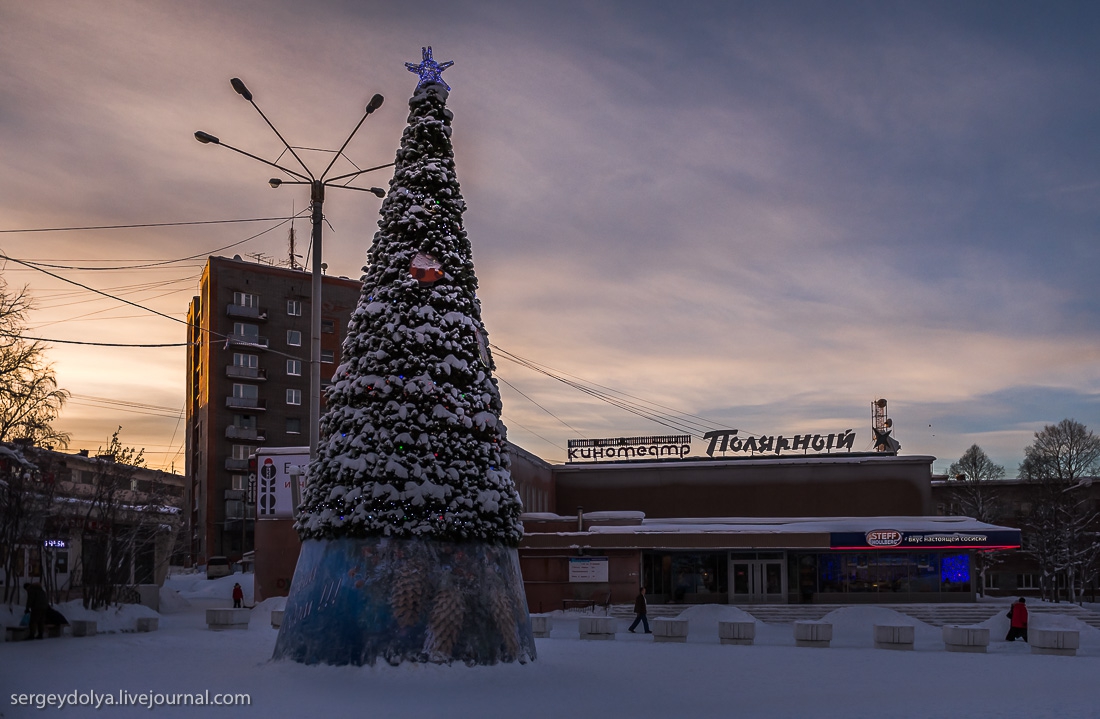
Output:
(1, 1), (1097, 474)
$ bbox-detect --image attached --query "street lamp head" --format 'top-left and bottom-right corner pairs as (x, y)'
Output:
(230, 78), (253, 102)
(366, 94), (385, 114)
(269, 178), (283, 188)
(194, 131), (220, 145)
(369, 187), (386, 198)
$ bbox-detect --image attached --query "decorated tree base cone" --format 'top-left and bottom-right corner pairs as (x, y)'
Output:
(273, 537), (536, 666)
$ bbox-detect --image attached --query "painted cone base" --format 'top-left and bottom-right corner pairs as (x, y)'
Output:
(273, 537), (536, 666)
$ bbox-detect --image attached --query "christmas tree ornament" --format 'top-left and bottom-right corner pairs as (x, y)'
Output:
(274, 52), (534, 668)
(409, 252), (444, 284)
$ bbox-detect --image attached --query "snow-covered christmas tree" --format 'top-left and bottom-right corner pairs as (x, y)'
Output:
(273, 48), (535, 667)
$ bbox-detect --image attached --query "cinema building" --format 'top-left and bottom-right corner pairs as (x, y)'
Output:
(509, 432), (1021, 610)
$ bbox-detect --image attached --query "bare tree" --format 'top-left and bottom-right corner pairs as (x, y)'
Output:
(0, 280), (69, 448)
(947, 444), (1005, 596)
(0, 445), (61, 605)
(1019, 419), (1100, 602)
(74, 429), (152, 610)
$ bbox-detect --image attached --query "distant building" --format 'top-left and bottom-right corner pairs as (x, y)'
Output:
(185, 255), (361, 565)
(0, 442), (185, 604)
(931, 475), (1100, 599)
(511, 448), (1024, 610)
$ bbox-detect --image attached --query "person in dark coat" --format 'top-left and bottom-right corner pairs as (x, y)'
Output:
(1005, 597), (1028, 642)
(232, 582), (244, 609)
(23, 582), (49, 640)
(628, 586), (651, 634)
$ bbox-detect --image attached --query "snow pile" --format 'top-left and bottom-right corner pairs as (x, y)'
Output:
(157, 586), (191, 613)
(818, 606), (939, 647)
(673, 603), (759, 634)
(52, 599), (158, 633)
(166, 572), (252, 604)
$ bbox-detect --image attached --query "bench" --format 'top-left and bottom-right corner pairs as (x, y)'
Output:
(578, 616), (615, 640)
(718, 620), (756, 646)
(206, 608), (251, 631)
(4, 625), (30, 642)
(942, 625), (989, 653)
(873, 624), (915, 651)
(651, 618), (688, 643)
(1030, 629), (1079, 657)
(529, 614), (552, 638)
(793, 620), (833, 648)
(270, 610), (285, 629)
(71, 620), (97, 638)
(135, 617), (158, 633)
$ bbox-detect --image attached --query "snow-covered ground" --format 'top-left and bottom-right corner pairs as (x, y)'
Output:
(2, 573), (1098, 719)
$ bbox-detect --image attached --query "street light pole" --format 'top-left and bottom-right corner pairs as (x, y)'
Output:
(196, 79), (390, 461)
(309, 180), (325, 458)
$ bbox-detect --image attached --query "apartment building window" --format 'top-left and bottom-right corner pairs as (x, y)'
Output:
(234, 414), (257, 429)
(287, 330), (302, 346)
(232, 384), (258, 400)
(233, 353), (259, 369)
(1017, 574), (1040, 590)
(321, 319), (335, 334)
(233, 322), (259, 340)
(287, 299), (302, 316)
(231, 445), (251, 460)
(231, 475), (248, 491)
(287, 359), (302, 376)
(321, 349), (335, 364)
(233, 292), (259, 307)
(286, 389), (302, 405)
(286, 417), (301, 434)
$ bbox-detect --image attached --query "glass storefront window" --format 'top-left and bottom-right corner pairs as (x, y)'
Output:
(642, 552), (727, 603)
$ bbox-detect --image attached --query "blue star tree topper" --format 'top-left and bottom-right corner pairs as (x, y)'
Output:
(406, 46), (454, 90)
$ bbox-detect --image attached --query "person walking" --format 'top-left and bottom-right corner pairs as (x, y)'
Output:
(23, 582), (49, 640)
(628, 586), (651, 634)
(232, 582), (244, 609)
(1005, 597), (1028, 642)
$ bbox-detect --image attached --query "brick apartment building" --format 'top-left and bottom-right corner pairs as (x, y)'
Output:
(185, 255), (361, 565)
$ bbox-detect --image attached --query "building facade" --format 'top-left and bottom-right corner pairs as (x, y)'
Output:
(185, 255), (361, 565)
(931, 476), (1100, 599)
(0, 442), (185, 605)
(511, 451), (1022, 611)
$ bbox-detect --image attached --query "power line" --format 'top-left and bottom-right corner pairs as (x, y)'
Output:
(0, 333), (191, 348)
(496, 374), (586, 438)
(10, 212), (306, 270)
(0, 215), (303, 234)
(0, 249), (306, 361)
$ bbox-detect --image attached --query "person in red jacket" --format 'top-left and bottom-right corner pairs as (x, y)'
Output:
(1005, 597), (1028, 642)
(232, 582), (244, 609)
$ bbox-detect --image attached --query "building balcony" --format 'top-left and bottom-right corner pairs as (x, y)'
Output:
(225, 426), (267, 442)
(227, 304), (268, 320)
(224, 489), (247, 501)
(225, 457), (250, 472)
(226, 397), (267, 411)
(226, 365), (267, 381)
(226, 333), (269, 348)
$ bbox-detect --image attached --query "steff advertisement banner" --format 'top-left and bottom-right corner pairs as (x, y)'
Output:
(830, 529), (1022, 550)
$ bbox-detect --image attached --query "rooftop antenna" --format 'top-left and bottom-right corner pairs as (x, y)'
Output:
(287, 201), (300, 270)
(871, 398), (901, 453)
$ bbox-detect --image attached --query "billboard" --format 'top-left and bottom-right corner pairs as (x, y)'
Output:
(254, 447), (309, 519)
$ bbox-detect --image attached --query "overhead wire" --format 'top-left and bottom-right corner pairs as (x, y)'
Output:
(6, 211), (308, 271)
(490, 344), (730, 439)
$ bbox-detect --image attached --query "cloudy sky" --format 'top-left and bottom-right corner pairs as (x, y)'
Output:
(1, 1), (1097, 475)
